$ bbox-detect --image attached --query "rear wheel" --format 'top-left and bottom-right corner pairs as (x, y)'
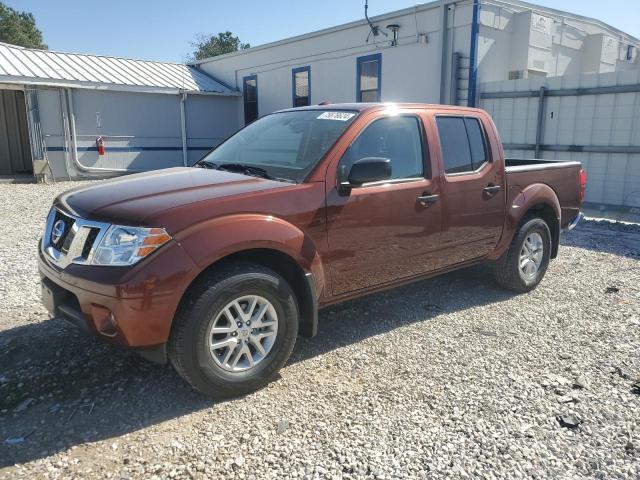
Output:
(492, 216), (551, 293)
(168, 263), (299, 398)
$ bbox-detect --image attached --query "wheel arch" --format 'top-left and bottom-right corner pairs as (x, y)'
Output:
(491, 183), (561, 259)
(189, 248), (319, 338)
(174, 214), (325, 339)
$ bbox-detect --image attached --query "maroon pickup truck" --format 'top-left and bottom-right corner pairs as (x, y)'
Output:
(39, 103), (586, 397)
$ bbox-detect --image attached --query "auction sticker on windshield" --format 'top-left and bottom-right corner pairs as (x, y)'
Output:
(317, 112), (356, 121)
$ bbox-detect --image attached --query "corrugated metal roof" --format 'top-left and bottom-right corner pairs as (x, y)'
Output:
(0, 42), (236, 95)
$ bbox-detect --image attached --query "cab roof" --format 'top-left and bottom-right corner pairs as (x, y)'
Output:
(276, 103), (485, 114)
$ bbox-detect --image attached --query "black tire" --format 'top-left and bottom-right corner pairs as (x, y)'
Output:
(168, 262), (299, 398)
(492, 215), (552, 293)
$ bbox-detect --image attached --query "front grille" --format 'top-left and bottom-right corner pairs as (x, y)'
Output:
(82, 228), (100, 258)
(42, 208), (110, 269)
(52, 210), (75, 250)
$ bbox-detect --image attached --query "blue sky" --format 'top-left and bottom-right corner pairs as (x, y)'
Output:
(8, 0), (640, 63)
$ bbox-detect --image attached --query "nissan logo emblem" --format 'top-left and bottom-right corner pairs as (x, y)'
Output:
(51, 219), (66, 245)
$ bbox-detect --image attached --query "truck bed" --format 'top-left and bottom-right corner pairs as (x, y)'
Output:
(505, 158), (582, 229)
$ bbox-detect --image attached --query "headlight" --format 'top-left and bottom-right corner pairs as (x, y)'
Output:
(92, 226), (171, 266)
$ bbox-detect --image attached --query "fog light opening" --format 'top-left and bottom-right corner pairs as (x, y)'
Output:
(92, 305), (118, 337)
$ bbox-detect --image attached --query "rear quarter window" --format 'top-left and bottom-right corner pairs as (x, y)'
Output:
(464, 118), (488, 171)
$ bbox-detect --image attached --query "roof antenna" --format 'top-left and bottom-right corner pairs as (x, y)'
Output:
(365, 0), (388, 43)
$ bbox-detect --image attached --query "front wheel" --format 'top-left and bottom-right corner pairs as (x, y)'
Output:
(168, 263), (299, 398)
(492, 216), (552, 293)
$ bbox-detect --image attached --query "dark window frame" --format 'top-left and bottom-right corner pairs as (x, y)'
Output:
(292, 66), (311, 108)
(356, 53), (382, 103)
(435, 115), (491, 176)
(338, 113), (429, 187)
(243, 74), (258, 124)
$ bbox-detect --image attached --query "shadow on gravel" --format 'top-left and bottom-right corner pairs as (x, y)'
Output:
(561, 219), (640, 260)
(0, 266), (515, 468)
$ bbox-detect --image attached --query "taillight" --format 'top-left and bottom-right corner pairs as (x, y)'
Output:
(579, 169), (587, 203)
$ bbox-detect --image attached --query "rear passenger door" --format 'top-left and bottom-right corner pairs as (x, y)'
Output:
(434, 114), (505, 265)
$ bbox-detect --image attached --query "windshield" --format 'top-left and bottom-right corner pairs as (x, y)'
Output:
(196, 110), (358, 182)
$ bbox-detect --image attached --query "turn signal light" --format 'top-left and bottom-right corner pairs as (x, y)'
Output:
(143, 231), (171, 246)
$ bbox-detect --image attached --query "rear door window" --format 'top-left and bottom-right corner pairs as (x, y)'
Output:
(436, 117), (472, 174)
(436, 116), (488, 174)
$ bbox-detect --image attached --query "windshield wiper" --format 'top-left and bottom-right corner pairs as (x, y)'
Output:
(195, 161), (296, 183)
(194, 159), (217, 169)
(217, 163), (273, 179)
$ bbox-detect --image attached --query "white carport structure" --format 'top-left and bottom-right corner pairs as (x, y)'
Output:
(0, 42), (240, 180)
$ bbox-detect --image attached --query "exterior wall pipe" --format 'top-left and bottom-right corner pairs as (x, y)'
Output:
(58, 89), (72, 180)
(450, 51), (460, 106)
(439, 1), (450, 103)
(180, 93), (188, 167)
(534, 86), (546, 158)
(467, 0), (480, 107)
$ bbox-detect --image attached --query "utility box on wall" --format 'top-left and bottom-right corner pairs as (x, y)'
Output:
(32, 158), (49, 183)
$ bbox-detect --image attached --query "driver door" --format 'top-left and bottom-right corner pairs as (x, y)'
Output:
(325, 114), (442, 296)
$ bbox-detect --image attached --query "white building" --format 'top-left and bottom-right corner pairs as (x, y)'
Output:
(195, 0), (639, 124)
(190, 0), (640, 219)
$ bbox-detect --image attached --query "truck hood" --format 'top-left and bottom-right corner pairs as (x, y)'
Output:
(55, 167), (291, 226)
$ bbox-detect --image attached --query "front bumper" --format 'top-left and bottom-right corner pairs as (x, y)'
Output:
(38, 240), (199, 353)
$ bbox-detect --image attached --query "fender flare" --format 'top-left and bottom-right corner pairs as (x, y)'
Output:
(490, 183), (561, 260)
(174, 214), (325, 336)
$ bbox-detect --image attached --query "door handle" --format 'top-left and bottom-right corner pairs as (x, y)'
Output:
(417, 193), (439, 206)
(483, 184), (501, 196)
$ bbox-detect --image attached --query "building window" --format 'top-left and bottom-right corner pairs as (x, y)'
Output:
(356, 53), (381, 102)
(243, 75), (258, 124)
(292, 66), (311, 107)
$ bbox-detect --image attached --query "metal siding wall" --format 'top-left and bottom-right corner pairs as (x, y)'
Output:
(71, 89), (183, 172)
(184, 95), (239, 165)
(480, 71), (640, 216)
(29, 88), (240, 178)
(0, 90), (32, 174)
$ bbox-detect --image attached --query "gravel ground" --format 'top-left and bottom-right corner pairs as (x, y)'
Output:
(0, 181), (639, 479)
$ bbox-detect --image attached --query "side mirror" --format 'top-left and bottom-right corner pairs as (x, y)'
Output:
(339, 157), (391, 191)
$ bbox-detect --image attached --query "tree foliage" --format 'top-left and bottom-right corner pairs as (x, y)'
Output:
(0, 2), (46, 49)
(190, 31), (249, 61)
